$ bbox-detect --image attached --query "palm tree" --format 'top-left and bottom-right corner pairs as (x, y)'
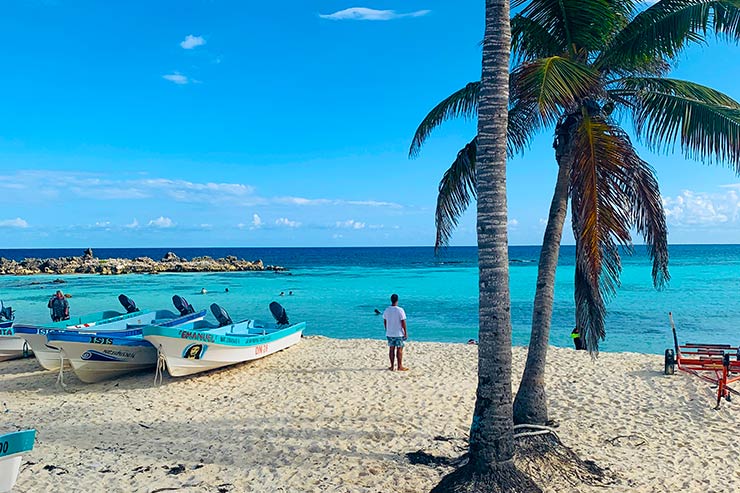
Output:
(411, 0), (740, 426)
(431, 0), (541, 491)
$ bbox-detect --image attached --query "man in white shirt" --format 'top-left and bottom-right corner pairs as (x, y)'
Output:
(383, 293), (408, 371)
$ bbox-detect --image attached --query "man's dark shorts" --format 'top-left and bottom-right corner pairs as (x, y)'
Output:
(387, 336), (405, 348)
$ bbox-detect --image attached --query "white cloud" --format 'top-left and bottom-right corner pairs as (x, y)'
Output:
(275, 217), (301, 228)
(508, 219), (519, 227)
(336, 219), (366, 229)
(319, 7), (430, 21)
(275, 196), (401, 208)
(251, 213), (262, 229)
(662, 188), (740, 226)
(162, 72), (189, 85)
(126, 219), (139, 229)
(0, 217), (28, 228)
(180, 35), (206, 49)
(148, 216), (174, 228)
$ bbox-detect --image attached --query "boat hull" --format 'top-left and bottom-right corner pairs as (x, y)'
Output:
(52, 339), (157, 383)
(0, 429), (35, 493)
(15, 332), (68, 371)
(14, 312), (157, 371)
(0, 336), (31, 362)
(145, 324), (304, 377)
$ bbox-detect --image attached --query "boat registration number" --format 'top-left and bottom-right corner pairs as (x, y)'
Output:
(0, 441), (8, 454)
(254, 344), (268, 356)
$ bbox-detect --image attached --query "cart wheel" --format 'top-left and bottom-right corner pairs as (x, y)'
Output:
(664, 349), (675, 375)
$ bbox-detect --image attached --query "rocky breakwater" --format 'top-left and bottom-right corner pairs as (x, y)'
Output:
(0, 249), (286, 275)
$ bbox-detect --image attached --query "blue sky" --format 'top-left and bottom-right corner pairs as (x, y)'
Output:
(1, 1), (739, 248)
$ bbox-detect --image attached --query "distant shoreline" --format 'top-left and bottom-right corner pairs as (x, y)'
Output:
(0, 249), (286, 276)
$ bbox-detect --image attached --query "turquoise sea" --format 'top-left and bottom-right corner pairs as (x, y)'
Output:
(1, 245), (738, 355)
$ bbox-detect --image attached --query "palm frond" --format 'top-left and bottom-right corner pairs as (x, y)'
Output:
(574, 262), (607, 353)
(507, 98), (542, 156)
(435, 138), (477, 251)
(625, 155), (670, 288)
(598, 0), (740, 73)
(511, 14), (566, 63)
(510, 57), (602, 126)
(409, 82), (479, 158)
(513, 0), (630, 54)
(613, 77), (740, 168)
(570, 114), (637, 352)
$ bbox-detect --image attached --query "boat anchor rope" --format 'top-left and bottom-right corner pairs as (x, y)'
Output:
(55, 353), (71, 392)
(154, 345), (166, 386)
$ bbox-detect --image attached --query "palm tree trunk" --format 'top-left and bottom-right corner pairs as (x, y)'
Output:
(512, 123), (574, 425)
(467, 0), (515, 470)
(432, 1), (539, 491)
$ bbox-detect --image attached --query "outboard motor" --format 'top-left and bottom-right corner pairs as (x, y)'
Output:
(118, 294), (138, 313)
(269, 301), (289, 326)
(172, 295), (195, 316)
(210, 303), (233, 327)
(0, 301), (13, 322)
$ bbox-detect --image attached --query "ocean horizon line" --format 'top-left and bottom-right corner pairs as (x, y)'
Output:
(2, 243), (740, 251)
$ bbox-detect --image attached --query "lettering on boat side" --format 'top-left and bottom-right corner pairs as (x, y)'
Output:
(183, 343), (206, 360)
(0, 328), (12, 335)
(179, 330), (214, 342)
(89, 336), (113, 345)
(103, 349), (136, 359)
(254, 344), (269, 356)
(0, 441), (8, 454)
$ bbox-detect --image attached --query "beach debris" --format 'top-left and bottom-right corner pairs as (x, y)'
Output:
(98, 467), (114, 473)
(130, 465), (152, 477)
(433, 435), (455, 442)
(21, 460), (37, 473)
(138, 423), (151, 429)
(216, 483), (234, 492)
(165, 464), (187, 475)
(605, 434), (647, 448)
(42, 464), (69, 475)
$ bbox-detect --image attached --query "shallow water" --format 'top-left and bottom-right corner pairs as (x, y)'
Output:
(1, 245), (738, 354)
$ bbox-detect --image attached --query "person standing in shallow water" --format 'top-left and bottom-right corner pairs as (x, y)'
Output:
(383, 293), (408, 371)
(48, 290), (69, 322)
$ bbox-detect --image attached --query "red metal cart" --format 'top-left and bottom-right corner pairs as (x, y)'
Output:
(665, 312), (740, 409)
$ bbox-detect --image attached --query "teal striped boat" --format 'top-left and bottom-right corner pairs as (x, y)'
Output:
(143, 302), (304, 377)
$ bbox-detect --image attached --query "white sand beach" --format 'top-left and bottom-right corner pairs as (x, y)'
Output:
(1, 337), (739, 492)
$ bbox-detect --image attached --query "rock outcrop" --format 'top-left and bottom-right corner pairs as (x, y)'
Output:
(0, 250), (285, 275)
